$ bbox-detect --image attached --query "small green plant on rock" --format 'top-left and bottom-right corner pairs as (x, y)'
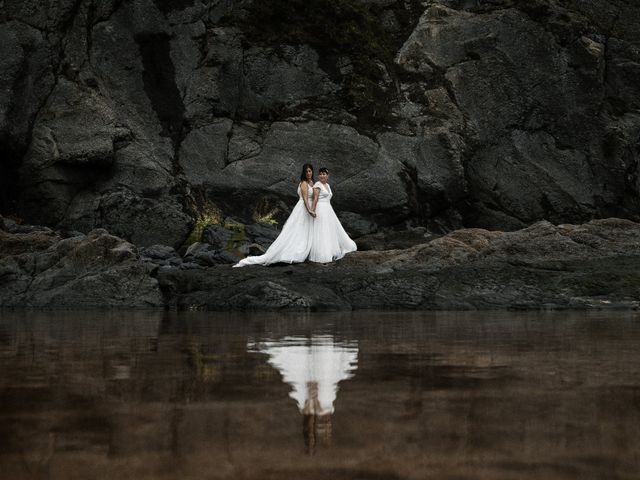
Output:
(254, 208), (279, 226)
(223, 219), (246, 249)
(183, 203), (223, 247)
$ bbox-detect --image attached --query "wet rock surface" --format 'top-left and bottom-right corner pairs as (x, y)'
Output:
(2, 216), (639, 310)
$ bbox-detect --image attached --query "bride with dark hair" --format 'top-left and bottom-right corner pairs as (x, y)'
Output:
(309, 167), (357, 263)
(233, 163), (317, 267)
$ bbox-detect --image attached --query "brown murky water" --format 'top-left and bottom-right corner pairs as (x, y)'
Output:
(1, 310), (639, 480)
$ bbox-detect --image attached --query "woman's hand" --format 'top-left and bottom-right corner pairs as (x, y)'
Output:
(309, 210), (316, 218)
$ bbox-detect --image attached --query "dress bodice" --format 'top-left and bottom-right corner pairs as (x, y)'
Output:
(313, 181), (332, 203)
(297, 182), (315, 202)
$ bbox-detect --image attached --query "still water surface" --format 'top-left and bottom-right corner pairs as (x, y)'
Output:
(1, 310), (639, 479)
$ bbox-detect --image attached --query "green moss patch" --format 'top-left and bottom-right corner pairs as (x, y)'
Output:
(223, 220), (246, 249)
(182, 203), (223, 248)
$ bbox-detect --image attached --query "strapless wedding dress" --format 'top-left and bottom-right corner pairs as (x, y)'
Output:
(233, 184), (314, 267)
(309, 181), (357, 263)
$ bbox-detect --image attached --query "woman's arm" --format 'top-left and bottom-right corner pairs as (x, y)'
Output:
(301, 182), (316, 217)
(311, 185), (320, 214)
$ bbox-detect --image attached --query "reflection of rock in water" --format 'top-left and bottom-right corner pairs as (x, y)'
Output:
(249, 335), (358, 453)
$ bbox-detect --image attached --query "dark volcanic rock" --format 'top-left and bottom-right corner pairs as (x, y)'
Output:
(1, 0), (640, 244)
(184, 241), (241, 266)
(0, 225), (163, 308)
(201, 224), (234, 249)
(97, 190), (192, 248)
(140, 244), (179, 261)
(397, 2), (640, 226)
(157, 218), (640, 311)
(1, 218), (639, 310)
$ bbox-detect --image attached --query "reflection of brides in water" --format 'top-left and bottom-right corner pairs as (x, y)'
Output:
(248, 335), (358, 453)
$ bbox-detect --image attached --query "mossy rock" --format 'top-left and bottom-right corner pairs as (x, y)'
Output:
(223, 220), (246, 249)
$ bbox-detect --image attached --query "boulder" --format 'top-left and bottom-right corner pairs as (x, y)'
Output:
(0, 228), (163, 307)
(202, 225), (234, 249)
(140, 244), (179, 261)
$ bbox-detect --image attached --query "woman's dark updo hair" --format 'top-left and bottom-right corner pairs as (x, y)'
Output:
(300, 163), (314, 182)
(319, 167), (329, 174)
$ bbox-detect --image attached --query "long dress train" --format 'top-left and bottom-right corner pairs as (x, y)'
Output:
(309, 181), (357, 263)
(232, 184), (314, 267)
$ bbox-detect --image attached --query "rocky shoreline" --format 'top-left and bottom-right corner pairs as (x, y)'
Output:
(2, 215), (638, 311)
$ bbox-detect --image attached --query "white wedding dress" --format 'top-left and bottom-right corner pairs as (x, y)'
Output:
(309, 182), (357, 263)
(248, 335), (359, 415)
(232, 184), (314, 267)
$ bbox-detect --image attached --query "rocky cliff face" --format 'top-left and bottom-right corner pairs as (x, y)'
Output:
(1, 0), (639, 248)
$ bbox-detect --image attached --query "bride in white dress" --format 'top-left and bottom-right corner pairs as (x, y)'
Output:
(309, 167), (357, 263)
(248, 334), (358, 453)
(232, 164), (317, 267)
(248, 335), (359, 416)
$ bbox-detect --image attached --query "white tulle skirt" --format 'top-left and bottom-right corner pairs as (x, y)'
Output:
(233, 199), (314, 267)
(308, 201), (357, 263)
